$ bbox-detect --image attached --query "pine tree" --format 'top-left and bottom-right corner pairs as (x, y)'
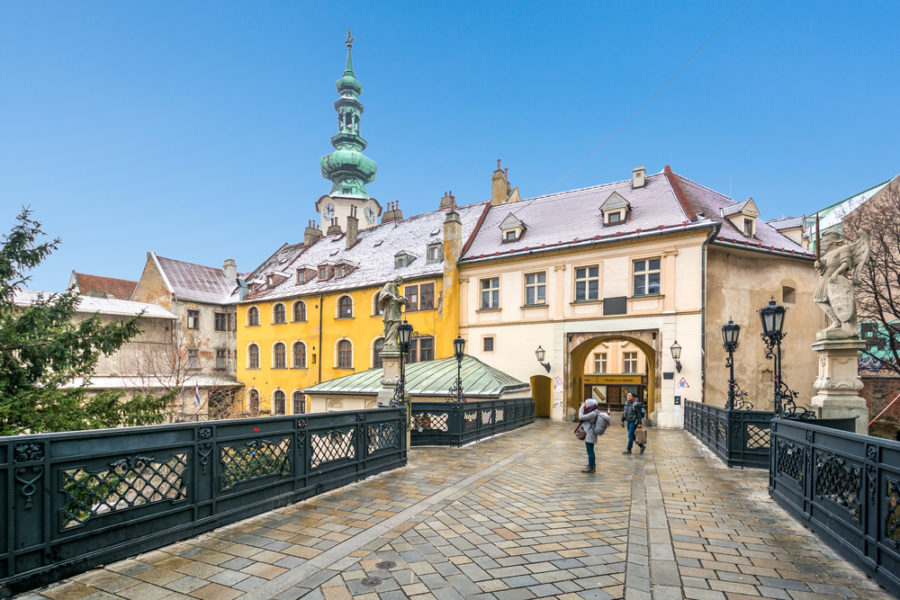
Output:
(0, 208), (173, 435)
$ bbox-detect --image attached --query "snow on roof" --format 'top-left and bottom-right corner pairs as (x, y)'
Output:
(768, 216), (804, 230)
(155, 255), (236, 305)
(803, 178), (894, 237)
(240, 202), (487, 302)
(13, 289), (177, 319)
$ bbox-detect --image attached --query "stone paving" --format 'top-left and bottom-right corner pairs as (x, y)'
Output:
(17, 420), (894, 600)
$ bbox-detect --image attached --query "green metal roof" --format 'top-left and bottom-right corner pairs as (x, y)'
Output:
(304, 355), (530, 398)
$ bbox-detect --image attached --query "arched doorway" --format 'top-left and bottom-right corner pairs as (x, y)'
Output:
(530, 375), (552, 418)
(567, 332), (659, 420)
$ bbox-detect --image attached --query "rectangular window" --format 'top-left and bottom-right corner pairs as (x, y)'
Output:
(483, 336), (494, 352)
(505, 230), (517, 241)
(743, 218), (753, 237)
(427, 245), (442, 263)
(318, 266), (328, 280)
(608, 211), (621, 224)
(623, 351), (638, 374)
(187, 309), (200, 330)
(227, 313), (235, 331)
(525, 272), (546, 305)
(593, 352), (607, 374)
(633, 258), (661, 296)
(214, 312), (227, 331)
(420, 283), (434, 309)
(419, 337), (434, 362)
(406, 339), (418, 364)
(480, 278), (499, 309)
(575, 266), (600, 301)
(405, 285), (419, 311)
(216, 349), (226, 369)
(188, 349), (199, 369)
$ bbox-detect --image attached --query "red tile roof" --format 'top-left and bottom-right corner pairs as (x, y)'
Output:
(73, 273), (137, 300)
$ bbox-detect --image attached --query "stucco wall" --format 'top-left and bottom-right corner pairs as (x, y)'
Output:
(705, 246), (818, 410)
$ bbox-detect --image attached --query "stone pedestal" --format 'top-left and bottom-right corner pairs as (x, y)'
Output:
(810, 338), (867, 434)
(377, 350), (402, 406)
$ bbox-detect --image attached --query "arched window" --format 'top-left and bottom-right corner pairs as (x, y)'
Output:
(338, 295), (353, 318)
(248, 389), (259, 413)
(293, 300), (306, 322)
(273, 390), (286, 415)
(293, 341), (306, 368)
(273, 303), (286, 324)
(248, 344), (259, 369)
(292, 391), (305, 415)
(337, 339), (352, 368)
(273, 342), (286, 369)
(248, 306), (259, 326)
(373, 338), (384, 369)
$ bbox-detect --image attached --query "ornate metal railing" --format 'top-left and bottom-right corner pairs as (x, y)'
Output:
(410, 397), (534, 447)
(684, 401), (856, 469)
(769, 418), (900, 597)
(0, 408), (406, 597)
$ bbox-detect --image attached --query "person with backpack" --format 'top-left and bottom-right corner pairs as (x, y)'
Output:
(620, 392), (646, 455)
(577, 398), (611, 473)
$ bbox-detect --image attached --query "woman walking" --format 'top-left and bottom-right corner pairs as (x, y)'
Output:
(577, 398), (610, 473)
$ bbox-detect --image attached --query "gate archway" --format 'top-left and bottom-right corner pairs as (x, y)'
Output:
(530, 375), (552, 418)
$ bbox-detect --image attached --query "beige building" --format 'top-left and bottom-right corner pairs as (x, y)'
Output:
(458, 165), (818, 427)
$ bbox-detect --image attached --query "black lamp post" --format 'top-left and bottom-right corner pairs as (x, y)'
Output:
(393, 320), (414, 409)
(670, 341), (682, 372)
(721, 319), (740, 410)
(450, 336), (466, 403)
(759, 298), (796, 415)
(535, 346), (550, 372)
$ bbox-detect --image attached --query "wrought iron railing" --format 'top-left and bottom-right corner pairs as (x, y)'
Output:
(0, 408), (406, 597)
(410, 397), (534, 447)
(684, 401), (856, 469)
(769, 418), (900, 597)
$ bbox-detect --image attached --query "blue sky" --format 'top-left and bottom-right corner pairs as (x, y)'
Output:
(2, 1), (898, 292)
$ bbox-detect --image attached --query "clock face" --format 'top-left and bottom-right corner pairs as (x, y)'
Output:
(364, 206), (376, 224)
(323, 203), (335, 220)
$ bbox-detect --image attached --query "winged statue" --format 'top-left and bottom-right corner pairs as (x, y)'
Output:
(813, 230), (870, 339)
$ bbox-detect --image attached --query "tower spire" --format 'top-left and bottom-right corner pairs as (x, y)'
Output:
(320, 31), (377, 199)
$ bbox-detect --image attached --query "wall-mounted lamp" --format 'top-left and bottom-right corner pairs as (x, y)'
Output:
(670, 340), (682, 372)
(534, 346), (550, 372)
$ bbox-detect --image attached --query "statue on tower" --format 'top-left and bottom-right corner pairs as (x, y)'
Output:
(813, 229), (870, 339)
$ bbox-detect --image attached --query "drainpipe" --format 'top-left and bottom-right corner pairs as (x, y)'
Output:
(317, 294), (324, 385)
(700, 224), (721, 404)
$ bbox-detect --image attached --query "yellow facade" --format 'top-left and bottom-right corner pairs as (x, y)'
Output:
(236, 274), (459, 414)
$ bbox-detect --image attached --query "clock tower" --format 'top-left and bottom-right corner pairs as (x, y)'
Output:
(317, 30), (382, 233)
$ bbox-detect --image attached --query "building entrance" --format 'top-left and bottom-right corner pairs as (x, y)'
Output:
(583, 374), (647, 413)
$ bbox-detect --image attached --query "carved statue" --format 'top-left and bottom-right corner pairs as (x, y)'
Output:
(378, 276), (409, 351)
(813, 230), (870, 339)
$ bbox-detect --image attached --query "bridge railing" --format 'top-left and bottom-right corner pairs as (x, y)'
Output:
(0, 408), (406, 597)
(769, 417), (900, 597)
(411, 397), (535, 447)
(684, 400), (856, 469)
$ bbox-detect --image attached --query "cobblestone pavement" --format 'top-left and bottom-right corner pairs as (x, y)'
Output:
(18, 421), (893, 600)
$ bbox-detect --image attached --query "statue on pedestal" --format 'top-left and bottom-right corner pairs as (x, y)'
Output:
(813, 230), (870, 339)
(378, 276), (409, 352)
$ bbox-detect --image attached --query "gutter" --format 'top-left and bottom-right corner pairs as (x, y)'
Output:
(710, 239), (816, 261)
(317, 293), (324, 385)
(700, 223), (721, 404)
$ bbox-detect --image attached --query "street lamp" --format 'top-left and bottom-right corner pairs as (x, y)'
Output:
(535, 346), (550, 372)
(392, 320), (414, 409)
(759, 298), (796, 415)
(670, 340), (682, 372)
(721, 319), (740, 409)
(450, 336), (466, 403)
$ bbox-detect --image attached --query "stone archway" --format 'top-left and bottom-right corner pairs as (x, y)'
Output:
(566, 330), (660, 420)
(530, 375), (552, 418)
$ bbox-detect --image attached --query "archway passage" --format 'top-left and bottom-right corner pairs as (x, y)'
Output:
(568, 333), (658, 420)
(530, 375), (551, 418)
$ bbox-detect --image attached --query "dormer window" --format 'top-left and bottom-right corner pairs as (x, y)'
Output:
(600, 191), (630, 226)
(723, 198), (760, 238)
(318, 266), (330, 281)
(335, 265), (346, 278)
(395, 251), (416, 269)
(499, 213), (526, 243)
(426, 242), (443, 264)
(743, 218), (753, 237)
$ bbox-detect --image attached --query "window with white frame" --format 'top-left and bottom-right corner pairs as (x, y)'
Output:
(292, 391), (305, 414)
(247, 306), (259, 326)
(593, 352), (607, 374)
(426, 243), (442, 263)
(338, 295), (353, 318)
(337, 339), (352, 368)
(373, 338), (384, 368)
(273, 342), (286, 369)
(248, 344), (259, 369)
(248, 389), (260, 412)
(273, 390), (286, 415)
(404, 285), (419, 311)
(575, 265), (600, 301)
(187, 309), (200, 329)
(293, 301), (306, 322)
(293, 341), (306, 368)
(273, 303), (286, 324)
(480, 277), (499, 309)
(623, 351), (638, 374)
(525, 272), (546, 305)
(632, 258), (661, 296)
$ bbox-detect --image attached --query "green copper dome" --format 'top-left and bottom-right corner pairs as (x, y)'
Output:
(320, 30), (377, 199)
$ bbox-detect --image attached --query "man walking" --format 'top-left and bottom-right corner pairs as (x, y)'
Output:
(620, 392), (646, 455)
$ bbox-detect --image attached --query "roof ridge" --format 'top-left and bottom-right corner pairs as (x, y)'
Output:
(155, 254), (225, 272)
(666, 168), (732, 203)
(663, 166), (698, 221)
(520, 174), (663, 204)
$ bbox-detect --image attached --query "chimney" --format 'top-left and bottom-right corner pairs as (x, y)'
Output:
(304, 220), (323, 247)
(223, 258), (237, 282)
(443, 208), (462, 264)
(381, 201), (404, 224)
(440, 190), (456, 211)
(491, 159), (510, 206)
(632, 166), (646, 189)
(326, 217), (343, 236)
(346, 205), (359, 249)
